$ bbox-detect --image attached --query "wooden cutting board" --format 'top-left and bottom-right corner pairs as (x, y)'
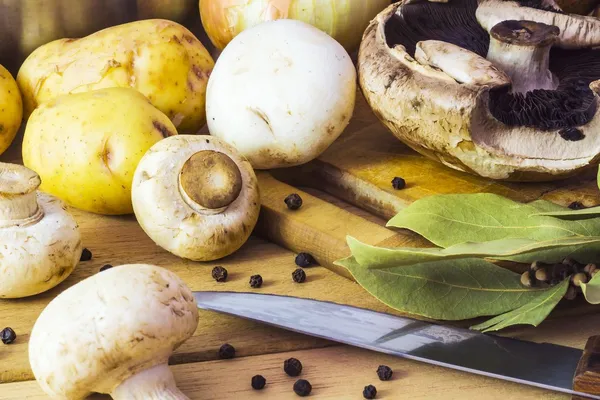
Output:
(1, 89), (599, 389)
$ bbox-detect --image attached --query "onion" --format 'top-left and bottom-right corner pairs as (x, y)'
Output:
(199, 0), (391, 52)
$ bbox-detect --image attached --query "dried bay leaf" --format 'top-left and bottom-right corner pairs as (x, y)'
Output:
(470, 279), (570, 332)
(347, 235), (600, 269)
(581, 273), (600, 304)
(386, 193), (600, 248)
(531, 206), (600, 219)
(334, 256), (548, 321)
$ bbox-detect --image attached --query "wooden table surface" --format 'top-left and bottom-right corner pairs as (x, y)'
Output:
(1, 100), (600, 399)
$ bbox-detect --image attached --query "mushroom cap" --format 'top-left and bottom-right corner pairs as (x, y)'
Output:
(0, 192), (82, 298)
(358, 0), (600, 181)
(205, 18), (357, 170)
(29, 264), (199, 399)
(131, 135), (260, 261)
(0, 161), (40, 197)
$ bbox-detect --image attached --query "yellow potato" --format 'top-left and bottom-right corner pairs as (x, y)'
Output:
(17, 19), (214, 133)
(0, 64), (22, 156)
(22, 87), (177, 215)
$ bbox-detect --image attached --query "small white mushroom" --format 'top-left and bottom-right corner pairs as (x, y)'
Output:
(206, 18), (357, 169)
(132, 135), (260, 261)
(0, 162), (81, 298)
(29, 263), (199, 400)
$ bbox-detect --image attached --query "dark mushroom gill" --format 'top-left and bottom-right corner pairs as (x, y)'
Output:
(384, 0), (600, 131)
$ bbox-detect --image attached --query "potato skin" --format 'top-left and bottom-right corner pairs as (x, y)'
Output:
(0, 64), (22, 156)
(22, 87), (177, 215)
(17, 19), (214, 133)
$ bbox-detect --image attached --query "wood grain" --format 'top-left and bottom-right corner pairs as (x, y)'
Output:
(273, 94), (600, 221)
(0, 345), (579, 399)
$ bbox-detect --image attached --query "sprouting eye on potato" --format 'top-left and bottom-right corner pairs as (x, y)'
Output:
(17, 18), (214, 134)
(0, 64), (22, 156)
(22, 87), (177, 215)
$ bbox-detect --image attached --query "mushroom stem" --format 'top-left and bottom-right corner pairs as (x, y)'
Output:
(178, 150), (243, 215)
(111, 364), (189, 400)
(486, 20), (560, 93)
(0, 163), (44, 227)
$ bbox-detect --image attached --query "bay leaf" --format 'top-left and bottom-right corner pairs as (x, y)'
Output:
(347, 235), (600, 269)
(581, 273), (600, 304)
(334, 256), (548, 321)
(531, 206), (600, 219)
(386, 193), (600, 248)
(470, 279), (570, 332)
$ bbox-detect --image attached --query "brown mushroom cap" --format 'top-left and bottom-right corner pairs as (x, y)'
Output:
(358, 0), (600, 181)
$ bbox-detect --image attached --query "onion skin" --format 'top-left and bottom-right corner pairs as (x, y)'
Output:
(199, 0), (390, 52)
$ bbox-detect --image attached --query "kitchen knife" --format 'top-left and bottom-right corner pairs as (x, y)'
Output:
(194, 291), (600, 399)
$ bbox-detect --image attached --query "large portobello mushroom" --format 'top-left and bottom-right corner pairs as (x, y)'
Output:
(359, 0), (600, 181)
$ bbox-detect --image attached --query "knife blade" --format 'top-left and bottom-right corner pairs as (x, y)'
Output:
(194, 291), (600, 399)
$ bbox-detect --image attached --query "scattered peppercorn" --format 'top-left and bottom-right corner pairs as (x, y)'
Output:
(99, 264), (113, 272)
(568, 201), (586, 210)
(292, 268), (306, 283)
(284, 358), (303, 377)
(571, 272), (589, 287)
(552, 263), (570, 281)
(520, 271), (533, 287)
(249, 274), (263, 288)
(534, 268), (548, 282)
(79, 248), (92, 261)
(391, 177), (406, 190)
(251, 375), (266, 390)
(363, 385), (377, 399)
(562, 258), (584, 272)
(295, 252), (316, 268)
(376, 365), (393, 381)
(285, 194), (303, 210)
(0, 327), (16, 344)
(293, 379), (312, 397)
(212, 266), (228, 282)
(218, 343), (236, 359)
(564, 286), (577, 301)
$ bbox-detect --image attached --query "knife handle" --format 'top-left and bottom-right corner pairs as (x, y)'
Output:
(573, 336), (600, 399)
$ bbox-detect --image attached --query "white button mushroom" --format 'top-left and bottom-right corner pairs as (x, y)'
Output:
(206, 19), (357, 169)
(0, 162), (82, 298)
(131, 135), (260, 261)
(29, 264), (199, 400)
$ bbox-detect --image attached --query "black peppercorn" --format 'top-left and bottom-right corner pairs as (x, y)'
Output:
(0, 327), (16, 344)
(376, 365), (393, 381)
(218, 343), (236, 359)
(249, 274), (263, 288)
(551, 263), (570, 281)
(292, 268), (306, 283)
(212, 266), (228, 282)
(363, 385), (377, 399)
(285, 193), (303, 210)
(80, 248), (93, 261)
(251, 375), (266, 390)
(293, 379), (312, 397)
(568, 201), (586, 210)
(99, 264), (113, 272)
(295, 252), (316, 268)
(284, 357), (303, 376)
(391, 177), (406, 190)
(562, 258), (584, 272)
